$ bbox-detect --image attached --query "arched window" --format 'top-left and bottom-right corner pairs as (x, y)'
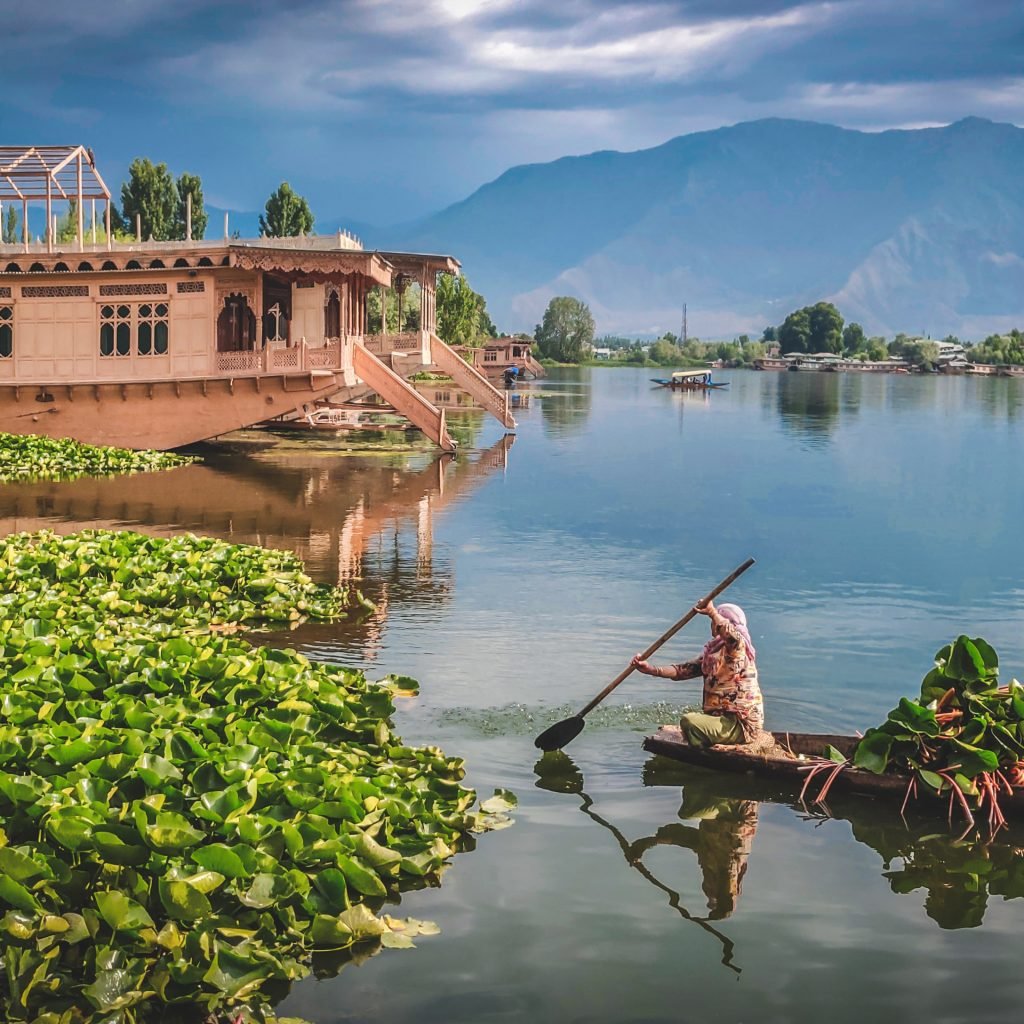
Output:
(325, 289), (341, 339)
(78, 261), (94, 271)
(173, 258), (190, 268)
(125, 260), (142, 270)
(0, 306), (13, 359)
(217, 294), (257, 352)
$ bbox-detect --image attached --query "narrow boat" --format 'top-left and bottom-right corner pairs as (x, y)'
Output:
(643, 726), (1024, 810)
(650, 369), (729, 390)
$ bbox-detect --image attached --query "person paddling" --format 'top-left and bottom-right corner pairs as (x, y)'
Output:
(631, 600), (764, 748)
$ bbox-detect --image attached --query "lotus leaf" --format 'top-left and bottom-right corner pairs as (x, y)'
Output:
(0, 528), (514, 1022)
(0, 433), (195, 484)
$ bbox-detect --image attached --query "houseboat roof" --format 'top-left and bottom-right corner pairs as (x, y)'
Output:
(0, 145), (111, 202)
(671, 369), (712, 379)
(0, 236), (459, 288)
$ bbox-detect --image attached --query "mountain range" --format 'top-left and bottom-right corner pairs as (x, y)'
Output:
(377, 117), (1024, 340)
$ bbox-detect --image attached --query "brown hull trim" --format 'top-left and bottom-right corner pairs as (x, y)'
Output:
(0, 373), (342, 450)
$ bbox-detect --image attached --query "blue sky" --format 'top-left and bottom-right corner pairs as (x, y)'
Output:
(2, 0), (1021, 227)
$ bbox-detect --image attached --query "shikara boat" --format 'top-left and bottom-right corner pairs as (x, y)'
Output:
(650, 369), (729, 390)
(643, 726), (1024, 811)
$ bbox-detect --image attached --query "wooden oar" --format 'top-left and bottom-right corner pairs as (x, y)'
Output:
(533, 558), (755, 752)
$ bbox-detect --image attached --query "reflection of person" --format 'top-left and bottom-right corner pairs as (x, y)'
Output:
(631, 600), (763, 747)
(628, 785), (759, 920)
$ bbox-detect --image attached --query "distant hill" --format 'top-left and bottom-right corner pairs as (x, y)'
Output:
(381, 117), (1024, 339)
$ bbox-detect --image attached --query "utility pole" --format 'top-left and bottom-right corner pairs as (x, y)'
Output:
(681, 303), (688, 346)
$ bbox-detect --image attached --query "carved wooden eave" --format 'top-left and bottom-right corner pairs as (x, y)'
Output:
(377, 252), (461, 277)
(229, 246), (392, 286)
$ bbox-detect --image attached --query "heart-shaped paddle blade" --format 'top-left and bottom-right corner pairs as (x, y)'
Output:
(534, 715), (585, 751)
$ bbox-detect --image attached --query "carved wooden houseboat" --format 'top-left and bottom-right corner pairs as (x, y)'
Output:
(0, 145), (513, 450)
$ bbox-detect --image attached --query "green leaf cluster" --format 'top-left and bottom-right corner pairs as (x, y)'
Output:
(0, 530), (358, 630)
(0, 434), (194, 484)
(853, 636), (1024, 799)
(0, 530), (507, 1021)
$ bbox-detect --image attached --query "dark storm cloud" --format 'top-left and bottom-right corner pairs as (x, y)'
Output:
(0, 0), (1020, 220)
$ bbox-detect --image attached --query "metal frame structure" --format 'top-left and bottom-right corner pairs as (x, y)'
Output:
(0, 146), (112, 254)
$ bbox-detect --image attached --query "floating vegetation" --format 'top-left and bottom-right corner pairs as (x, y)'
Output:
(441, 700), (692, 738)
(0, 433), (195, 482)
(850, 636), (1024, 833)
(0, 529), (370, 632)
(0, 529), (511, 1022)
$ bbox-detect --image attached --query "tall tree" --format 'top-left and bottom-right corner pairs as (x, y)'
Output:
(174, 172), (208, 240)
(777, 307), (811, 354)
(2, 206), (17, 243)
(808, 302), (844, 353)
(777, 302), (844, 354)
(120, 158), (178, 241)
(436, 273), (483, 346)
(259, 183), (314, 237)
(534, 296), (595, 363)
(842, 322), (866, 353)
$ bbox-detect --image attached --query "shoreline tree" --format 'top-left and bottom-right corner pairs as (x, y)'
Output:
(259, 182), (314, 238)
(436, 274), (487, 346)
(777, 301), (844, 354)
(173, 172), (208, 240)
(535, 296), (595, 363)
(121, 158), (178, 241)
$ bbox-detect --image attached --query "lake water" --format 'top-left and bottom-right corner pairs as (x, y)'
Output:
(3, 366), (1024, 1023)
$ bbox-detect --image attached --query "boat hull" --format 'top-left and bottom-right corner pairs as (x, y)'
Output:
(0, 372), (343, 450)
(643, 726), (1024, 809)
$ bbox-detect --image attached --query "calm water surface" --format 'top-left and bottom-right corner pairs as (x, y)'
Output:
(3, 367), (1024, 1023)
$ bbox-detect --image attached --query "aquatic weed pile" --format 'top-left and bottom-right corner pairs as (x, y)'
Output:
(845, 636), (1024, 833)
(0, 530), (364, 631)
(0, 529), (510, 1022)
(0, 433), (194, 482)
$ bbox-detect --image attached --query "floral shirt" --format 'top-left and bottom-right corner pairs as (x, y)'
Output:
(672, 612), (764, 741)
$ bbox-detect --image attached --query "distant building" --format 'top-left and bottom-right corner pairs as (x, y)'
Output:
(592, 347), (612, 360)
(935, 339), (967, 363)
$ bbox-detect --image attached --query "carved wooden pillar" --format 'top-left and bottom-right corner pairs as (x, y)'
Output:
(380, 283), (388, 338)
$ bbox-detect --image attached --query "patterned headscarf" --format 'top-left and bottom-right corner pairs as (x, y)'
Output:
(701, 603), (756, 675)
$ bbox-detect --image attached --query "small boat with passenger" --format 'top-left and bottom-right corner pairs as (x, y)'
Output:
(650, 369), (729, 390)
(643, 726), (1024, 813)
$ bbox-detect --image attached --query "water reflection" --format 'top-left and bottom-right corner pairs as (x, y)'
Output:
(641, 758), (1024, 931)
(771, 371), (847, 443)
(0, 432), (516, 654)
(534, 752), (742, 973)
(535, 372), (594, 437)
(538, 746), (1024, 977)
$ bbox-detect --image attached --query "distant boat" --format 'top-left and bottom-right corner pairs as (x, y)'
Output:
(650, 369), (729, 390)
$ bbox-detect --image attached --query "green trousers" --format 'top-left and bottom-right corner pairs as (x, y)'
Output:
(680, 711), (745, 748)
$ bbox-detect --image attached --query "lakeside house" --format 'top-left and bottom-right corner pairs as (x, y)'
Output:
(455, 338), (546, 380)
(0, 145), (515, 450)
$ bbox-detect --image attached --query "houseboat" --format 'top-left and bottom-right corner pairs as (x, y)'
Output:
(0, 145), (513, 451)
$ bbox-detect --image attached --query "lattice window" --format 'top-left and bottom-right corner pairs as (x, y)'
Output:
(99, 283), (168, 297)
(99, 303), (170, 358)
(137, 303), (169, 356)
(0, 287), (11, 299)
(0, 306), (12, 359)
(22, 285), (89, 298)
(176, 281), (205, 293)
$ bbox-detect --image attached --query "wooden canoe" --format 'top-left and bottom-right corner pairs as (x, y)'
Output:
(642, 726), (1024, 810)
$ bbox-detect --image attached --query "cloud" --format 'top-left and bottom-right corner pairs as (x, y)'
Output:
(0, 0), (1021, 221)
